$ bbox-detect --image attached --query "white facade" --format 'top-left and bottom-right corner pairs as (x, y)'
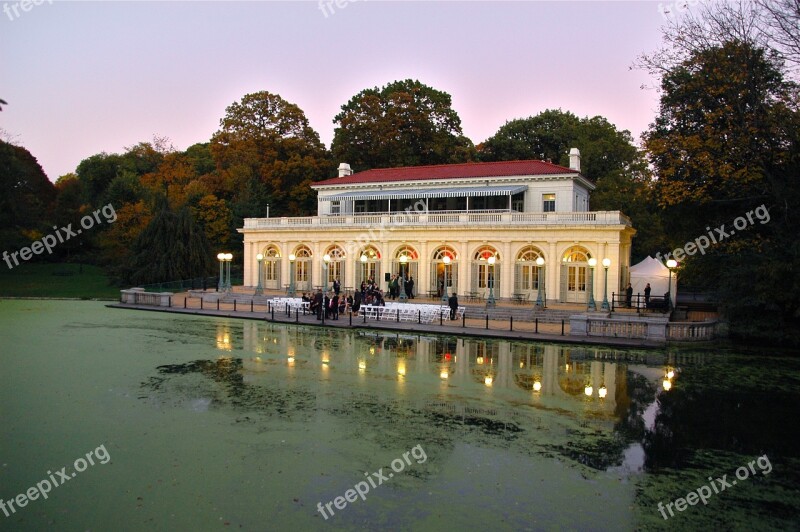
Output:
(239, 155), (635, 304)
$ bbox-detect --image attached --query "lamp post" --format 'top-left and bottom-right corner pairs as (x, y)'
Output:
(217, 253), (225, 292)
(441, 255), (451, 302)
(666, 259), (678, 310)
(486, 256), (496, 308)
(601, 258), (611, 311)
(224, 253), (233, 292)
(255, 253), (264, 296)
(535, 256), (545, 309)
(398, 255), (408, 302)
(587, 257), (597, 311)
(288, 254), (296, 297)
(323, 253), (331, 292)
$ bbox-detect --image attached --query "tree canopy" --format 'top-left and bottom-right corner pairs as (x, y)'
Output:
(332, 79), (475, 170)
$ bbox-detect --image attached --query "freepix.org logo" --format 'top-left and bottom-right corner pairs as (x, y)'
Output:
(2, 203), (117, 270)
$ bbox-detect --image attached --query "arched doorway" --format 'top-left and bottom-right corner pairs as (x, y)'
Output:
(292, 245), (313, 291)
(260, 245), (282, 290)
(431, 246), (458, 297)
(392, 245), (419, 295)
(514, 246), (544, 301)
(471, 245), (500, 298)
(356, 245), (381, 288)
(323, 245), (346, 291)
(560, 246), (592, 303)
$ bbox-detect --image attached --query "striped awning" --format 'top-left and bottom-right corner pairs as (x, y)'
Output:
(320, 185), (527, 202)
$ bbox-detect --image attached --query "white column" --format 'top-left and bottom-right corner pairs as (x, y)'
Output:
(419, 240), (429, 297)
(548, 241), (558, 304)
(458, 240), (469, 295)
(501, 241), (512, 299)
(313, 241), (321, 290)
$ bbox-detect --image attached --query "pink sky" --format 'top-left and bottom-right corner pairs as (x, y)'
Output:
(1, 1), (669, 181)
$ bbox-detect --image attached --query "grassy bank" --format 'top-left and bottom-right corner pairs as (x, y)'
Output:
(0, 262), (119, 299)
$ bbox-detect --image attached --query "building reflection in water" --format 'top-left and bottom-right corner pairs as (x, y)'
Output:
(233, 322), (656, 418)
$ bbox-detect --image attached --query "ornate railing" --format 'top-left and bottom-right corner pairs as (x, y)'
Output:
(667, 321), (720, 341)
(242, 211), (631, 229)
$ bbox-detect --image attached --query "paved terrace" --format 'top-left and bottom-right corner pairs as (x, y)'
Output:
(109, 287), (664, 349)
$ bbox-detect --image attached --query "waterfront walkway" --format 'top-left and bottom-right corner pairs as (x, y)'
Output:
(109, 290), (663, 348)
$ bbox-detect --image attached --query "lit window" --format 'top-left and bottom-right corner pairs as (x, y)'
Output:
(543, 194), (556, 212)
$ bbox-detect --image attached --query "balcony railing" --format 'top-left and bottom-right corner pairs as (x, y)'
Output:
(242, 211), (632, 229)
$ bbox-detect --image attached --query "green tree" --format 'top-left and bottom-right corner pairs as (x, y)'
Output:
(76, 152), (122, 206)
(130, 203), (213, 284)
(0, 141), (57, 254)
(480, 110), (660, 260)
(332, 79), (473, 170)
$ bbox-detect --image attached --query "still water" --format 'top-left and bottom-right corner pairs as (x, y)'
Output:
(1, 300), (798, 531)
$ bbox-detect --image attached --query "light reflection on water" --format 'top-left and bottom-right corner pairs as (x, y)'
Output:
(165, 321), (689, 473)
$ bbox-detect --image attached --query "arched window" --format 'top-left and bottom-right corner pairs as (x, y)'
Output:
(392, 245), (419, 290)
(292, 245), (313, 289)
(515, 246), (545, 297)
(471, 245), (500, 294)
(560, 246), (592, 303)
(259, 245), (282, 288)
(356, 245), (381, 287)
(324, 245), (346, 286)
(431, 246), (458, 295)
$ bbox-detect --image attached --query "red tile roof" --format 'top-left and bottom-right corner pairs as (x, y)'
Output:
(313, 159), (579, 187)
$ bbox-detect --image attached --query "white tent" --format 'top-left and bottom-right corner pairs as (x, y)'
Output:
(629, 256), (673, 307)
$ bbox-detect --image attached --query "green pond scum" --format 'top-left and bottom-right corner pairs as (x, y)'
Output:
(0, 300), (798, 531)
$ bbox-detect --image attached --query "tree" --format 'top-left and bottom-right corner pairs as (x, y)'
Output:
(129, 203), (213, 284)
(76, 152), (122, 206)
(480, 110), (660, 260)
(0, 141), (57, 254)
(210, 91), (331, 216)
(643, 40), (800, 345)
(638, 0), (800, 79)
(331, 79), (473, 170)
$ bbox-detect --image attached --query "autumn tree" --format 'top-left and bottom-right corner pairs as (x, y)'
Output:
(644, 39), (800, 344)
(332, 79), (475, 170)
(210, 91), (332, 219)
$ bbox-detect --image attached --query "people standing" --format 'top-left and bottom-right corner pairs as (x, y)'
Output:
(625, 283), (633, 307)
(333, 278), (341, 296)
(644, 283), (651, 306)
(330, 294), (339, 320)
(313, 289), (323, 320)
(406, 276), (415, 299)
(448, 292), (459, 320)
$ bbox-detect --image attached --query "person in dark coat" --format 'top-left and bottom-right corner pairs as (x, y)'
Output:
(625, 283), (633, 307)
(333, 278), (341, 296)
(406, 276), (415, 299)
(323, 293), (331, 319)
(330, 294), (339, 320)
(313, 289), (323, 320)
(644, 283), (651, 305)
(448, 292), (459, 320)
(352, 291), (361, 315)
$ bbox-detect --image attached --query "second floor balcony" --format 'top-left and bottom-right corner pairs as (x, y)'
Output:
(242, 210), (632, 230)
